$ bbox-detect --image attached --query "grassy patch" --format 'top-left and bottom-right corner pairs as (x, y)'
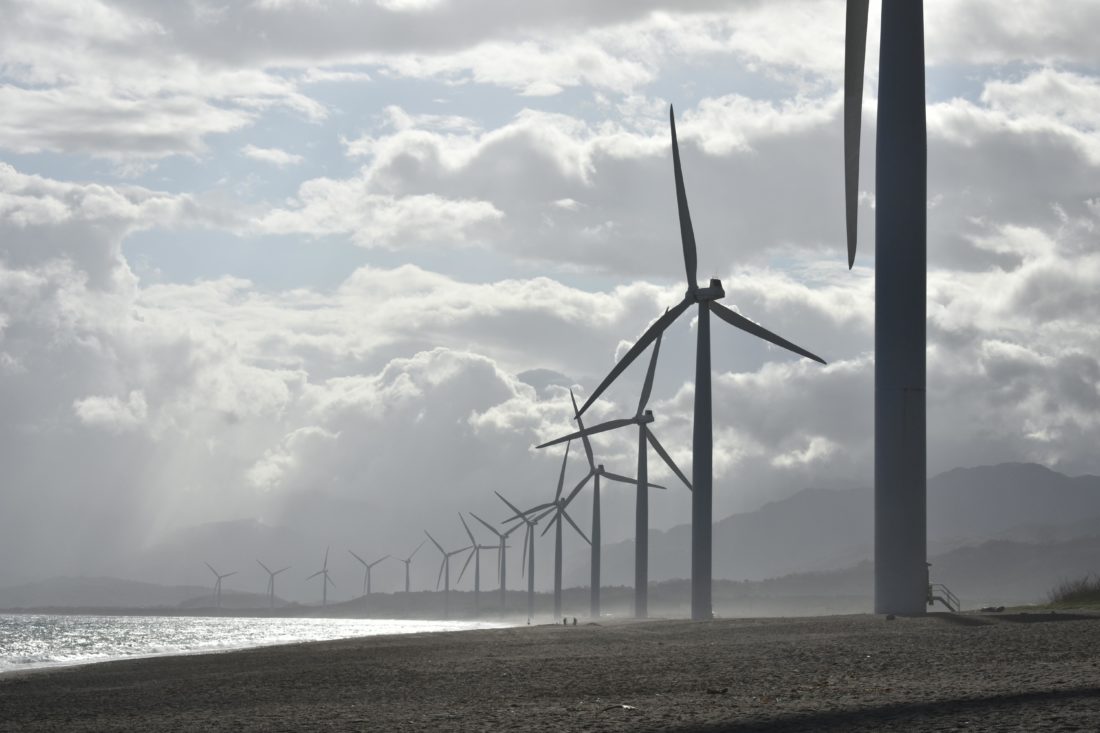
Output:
(1047, 576), (1100, 607)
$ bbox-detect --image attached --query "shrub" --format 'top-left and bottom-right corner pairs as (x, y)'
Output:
(1047, 575), (1100, 606)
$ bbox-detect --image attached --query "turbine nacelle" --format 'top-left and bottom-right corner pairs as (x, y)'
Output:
(691, 278), (725, 302)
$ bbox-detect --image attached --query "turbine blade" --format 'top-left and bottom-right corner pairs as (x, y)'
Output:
(407, 539), (426, 561)
(459, 513), (477, 545)
(470, 512), (504, 539)
(502, 502), (553, 525)
(204, 562), (218, 577)
(348, 550), (367, 567)
(540, 511), (561, 537)
(369, 555), (390, 568)
(570, 390), (596, 471)
(256, 559), (271, 574)
(646, 427), (692, 490)
(520, 524), (531, 577)
(458, 547), (475, 582)
(533, 505), (557, 524)
(599, 470), (666, 490)
(436, 559), (445, 590)
(579, 297), (690, 416)
(562, 471), (594, 509)
(323, 547), (329, 569)
(554, 440), (571, 501)
(306, 570), (322, 580)
(670, 105), (698, 290)
(424, 530), (445, 554)
(845, 0), (870, 269)
(709, 301), (826, 364)
(495, 492), (525, 520)
(638, 320), (665, 413)
(561, 509), (591, 545)
(222, 572), (237, 579)
(275, 567), (290, 575)
(326, 574), (336, 588)
(536, 418), (636, 450)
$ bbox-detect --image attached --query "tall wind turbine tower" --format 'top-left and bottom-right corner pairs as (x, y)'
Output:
(537, 341), (689, 618)
(496, 492), (542, 622)
(470, 511), (521, 613)
(577, 107), (826, 620)
(537, 390), (663, 618)
(845, 0), (928, 614)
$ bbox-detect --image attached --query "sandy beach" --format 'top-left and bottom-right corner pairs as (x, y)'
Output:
(2, 612), (1099, 731)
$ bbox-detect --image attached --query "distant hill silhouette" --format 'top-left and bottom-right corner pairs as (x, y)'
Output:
(567, 462), (1100, 595)
(5, 463), (1097, 611)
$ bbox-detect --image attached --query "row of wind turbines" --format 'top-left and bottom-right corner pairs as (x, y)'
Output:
(202, 542), (422, 610)
(210, 99), (839, 621)
(207, 0), (932, 617)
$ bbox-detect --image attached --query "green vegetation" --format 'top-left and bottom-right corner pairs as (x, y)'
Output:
(1047, 575), (1100, 607)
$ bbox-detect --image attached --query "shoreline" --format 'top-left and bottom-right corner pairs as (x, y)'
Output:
(3, 612), (1100, 731)
(0, 614), (514, 678)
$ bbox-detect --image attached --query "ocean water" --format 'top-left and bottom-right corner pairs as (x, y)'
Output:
(0, 614), (507, 674)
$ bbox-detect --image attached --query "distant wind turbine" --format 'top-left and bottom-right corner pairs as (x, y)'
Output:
(425, 531), (470, 619)
(576, 106), (826, 620)
(397, 540), (426, 594)
(204, 562), (236, 610)
(305, 547), (336, 607)
(537, 389), (666, 618)
(538, 340), (690, 618)
(457, 513), (499, 616)
(256, 559), (290, 610)
(470, 510), (522, 614)
(510, 442), (591, 619)
(348, 550), (390, 596)
(495, 491), (545, 622)
(844, 0), (929, 615)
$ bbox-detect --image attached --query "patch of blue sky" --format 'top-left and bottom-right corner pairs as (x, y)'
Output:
(0, 149), (116, 184)
(642, 55), (819, 110)
(123, 220), (641, 294)
(124, 228), (367, 292)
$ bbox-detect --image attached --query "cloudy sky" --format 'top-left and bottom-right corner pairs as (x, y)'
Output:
(1, 0), (1098, 588)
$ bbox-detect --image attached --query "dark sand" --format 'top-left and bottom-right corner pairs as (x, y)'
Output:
(3, 612), (1100, 731)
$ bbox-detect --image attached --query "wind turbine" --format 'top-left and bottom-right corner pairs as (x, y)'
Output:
(397, 540), (426, 594)
(457, 513), (499, 616)
(495, 491), (545, 622)
(511, 442), (591, 620)
(538, 338), (691, 618)
(425, 531), (470, 619)
(305, 547), (336, 607)
(844, 0), (928, 616)
(536, 390), (665, 618)
(256, 559), (289, 610)
(348, 550), (390, 596)
(204, 562), (236, 610)
(576, 106), (827, 620)
(470, 510), (522, 614)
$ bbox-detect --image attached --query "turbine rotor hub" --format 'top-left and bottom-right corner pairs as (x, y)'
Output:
(692, 278), (725, 302)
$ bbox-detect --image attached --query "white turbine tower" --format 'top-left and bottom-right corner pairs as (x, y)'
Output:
(538, 338), (690, 618)
(844, 0), (930, 615)
(576, 106), (826, 620)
